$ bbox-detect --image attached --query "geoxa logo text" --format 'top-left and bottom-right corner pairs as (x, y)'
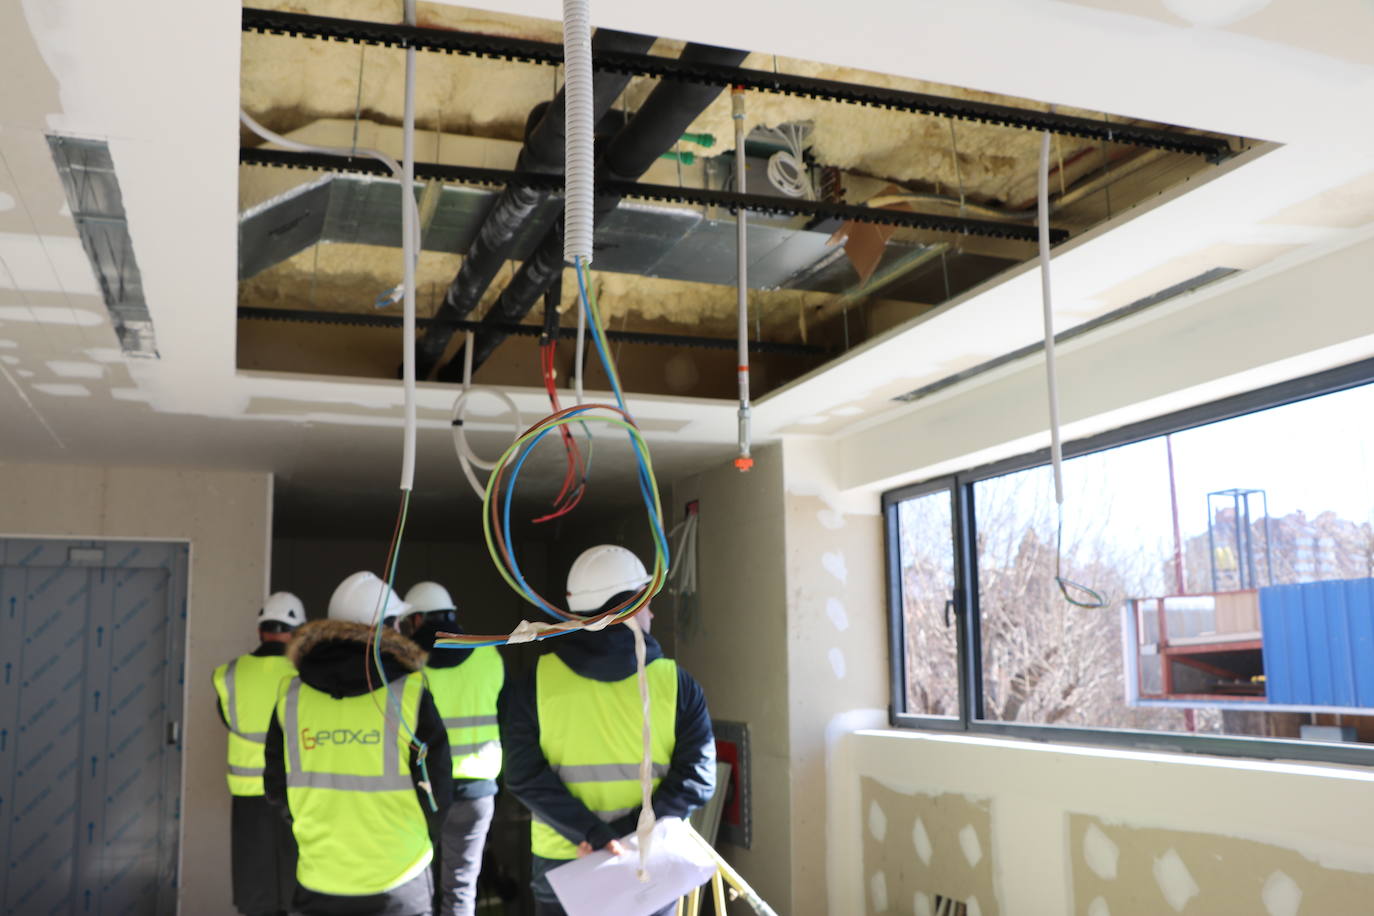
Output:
(301, 727), (382, 750)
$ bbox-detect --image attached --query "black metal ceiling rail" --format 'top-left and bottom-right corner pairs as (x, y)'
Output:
(239, 147), (1066, 243)
(237, 306), (832, 357)
(242, 7), (1233, 161)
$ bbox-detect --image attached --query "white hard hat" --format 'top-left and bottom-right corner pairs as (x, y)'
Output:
(566, 545), (651, 614)
(328, 571), (411, 625)
(404, 581), (456, 614)
(258, 591), (305, 628)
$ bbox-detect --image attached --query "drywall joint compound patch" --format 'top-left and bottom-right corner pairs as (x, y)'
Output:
(1083, 822), (1120, 881)
(1153, 849), (1199, 912)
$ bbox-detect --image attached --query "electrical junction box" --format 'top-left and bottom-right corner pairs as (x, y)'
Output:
(712, 719), (751, 849)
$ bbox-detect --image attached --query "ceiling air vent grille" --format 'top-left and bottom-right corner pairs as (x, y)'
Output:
(47, 135), (159, 359)
(892, 267), (1238, 404)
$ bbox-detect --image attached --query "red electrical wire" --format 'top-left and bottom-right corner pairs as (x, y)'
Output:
(531, 339), (588, 524)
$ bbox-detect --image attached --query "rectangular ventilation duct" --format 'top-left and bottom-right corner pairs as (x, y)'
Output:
(238, 173), (932, 293)
(47, 135), (159, 358)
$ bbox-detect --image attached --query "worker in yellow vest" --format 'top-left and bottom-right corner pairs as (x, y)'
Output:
(500, 545), (716, 916)
(262, 572), (453, 916)
(402, 581), (505, 916)
(213, 591), (305, 916)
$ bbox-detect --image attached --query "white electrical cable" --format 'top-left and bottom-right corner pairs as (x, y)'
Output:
(1038, 130), (1064, 505)
(627, 614), (655, 881)
(237, 111), (422, 257)
(400, 0), (418, 491)
(451, 332), (522, 499)
(764, 123), (811, 199)
(562, 0), (594, 264)
(238, 107), (422, 488)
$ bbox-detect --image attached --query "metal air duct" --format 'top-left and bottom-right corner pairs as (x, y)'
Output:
(440, 41), (749, 379)
(413, 27), (656, 379)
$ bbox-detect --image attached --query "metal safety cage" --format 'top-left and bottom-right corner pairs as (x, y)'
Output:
(882, 352), (1374, 766)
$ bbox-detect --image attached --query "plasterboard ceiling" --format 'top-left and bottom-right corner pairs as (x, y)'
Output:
(3, 0), (1374, 517)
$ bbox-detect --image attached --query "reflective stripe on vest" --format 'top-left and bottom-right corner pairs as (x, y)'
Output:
(277, 673), (432, 895)
(212, 653), (295, 796)
(531, 654), (678, 860)
(425, 646), (504, 780)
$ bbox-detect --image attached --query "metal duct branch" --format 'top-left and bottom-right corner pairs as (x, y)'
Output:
(414, 27), (656, 379)
(437, 41), (749, 382)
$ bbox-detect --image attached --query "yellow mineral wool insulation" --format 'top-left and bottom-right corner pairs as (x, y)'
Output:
(238, 244), (477, 316)
(238, 242), (831, 339)
(242, 0), (566, 143)
(242, 2), (1155, 204)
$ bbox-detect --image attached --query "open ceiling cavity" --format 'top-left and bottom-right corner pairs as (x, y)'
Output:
(237, 1), (1248, 400)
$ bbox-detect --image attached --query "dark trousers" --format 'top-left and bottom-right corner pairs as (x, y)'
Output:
(289, 868), (433, 916)
(435, 796), (496, 916)
(232, 794), (297, 916)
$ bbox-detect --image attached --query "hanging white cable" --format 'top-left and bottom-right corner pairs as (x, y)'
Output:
(451, 332), (522, 499)
(399, 0), (418, 491)
(562, 0), (594, 264)
(238, 107), (422, 488)
(1038, 130), (1063, 506)
(733, 89), (754, 472)
(237, 111), (421, 255)
(627, 614), (656, 881)
(1039, 127), (1106, 610)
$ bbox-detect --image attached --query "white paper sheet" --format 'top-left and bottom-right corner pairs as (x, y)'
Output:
(546, 817), (716, 916)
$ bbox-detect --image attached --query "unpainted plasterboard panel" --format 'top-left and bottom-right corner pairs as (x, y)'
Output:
(860, 776), (999, 916)
(1069, 813), (1374, 914)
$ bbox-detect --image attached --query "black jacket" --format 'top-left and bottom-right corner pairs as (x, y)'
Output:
(499, 625), (715, 851)
(263, 619), (453, 825)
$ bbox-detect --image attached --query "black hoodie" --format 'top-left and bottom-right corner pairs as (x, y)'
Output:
(499, 624), (716, 855)
(263, 619), (453, 827)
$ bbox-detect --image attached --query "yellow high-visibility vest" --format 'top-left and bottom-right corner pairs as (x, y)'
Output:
(212, 653), (295, 796)
(276, 672), (432, 896)
(425, 646), (504, 780)
(532, 654), (677, 860)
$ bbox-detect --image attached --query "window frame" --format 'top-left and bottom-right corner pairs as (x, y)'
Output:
(884, 354), (1374, 766)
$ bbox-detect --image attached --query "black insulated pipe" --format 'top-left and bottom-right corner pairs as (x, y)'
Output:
(441, 41), (750, 380)
(413, 27), (655, 379)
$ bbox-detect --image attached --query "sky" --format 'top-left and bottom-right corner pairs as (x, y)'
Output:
(960, 379), (1374, 595)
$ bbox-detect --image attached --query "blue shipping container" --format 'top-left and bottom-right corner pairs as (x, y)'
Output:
(1259, 578), (1374, 708)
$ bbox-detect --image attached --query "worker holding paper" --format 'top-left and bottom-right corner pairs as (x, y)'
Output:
(500, 545), (716, 915)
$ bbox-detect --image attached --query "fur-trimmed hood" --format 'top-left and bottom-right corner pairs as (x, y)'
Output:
(287, 619), (424, 699)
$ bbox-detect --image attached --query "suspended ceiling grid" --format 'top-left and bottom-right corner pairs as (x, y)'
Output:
(237, 0), (1243, 399)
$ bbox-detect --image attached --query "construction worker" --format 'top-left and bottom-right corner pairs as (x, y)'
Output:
(213, 591), (305, 916)
(500, 545), (716, 916)
(402, 582), (505, 916)
(263, 571), (453, 916)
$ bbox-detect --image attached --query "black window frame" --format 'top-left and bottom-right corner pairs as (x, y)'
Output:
(884, 354), (1374, 766)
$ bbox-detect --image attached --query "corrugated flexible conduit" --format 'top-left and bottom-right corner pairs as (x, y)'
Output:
(561, 0), (657, 878)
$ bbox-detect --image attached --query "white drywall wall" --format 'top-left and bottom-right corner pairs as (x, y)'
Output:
(0, 462), (273, 916)
(831, 729), (1374, 913)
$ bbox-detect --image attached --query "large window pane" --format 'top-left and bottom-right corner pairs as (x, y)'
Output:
(894, 488), (958, 718)
(973, 383), (1374, 745)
